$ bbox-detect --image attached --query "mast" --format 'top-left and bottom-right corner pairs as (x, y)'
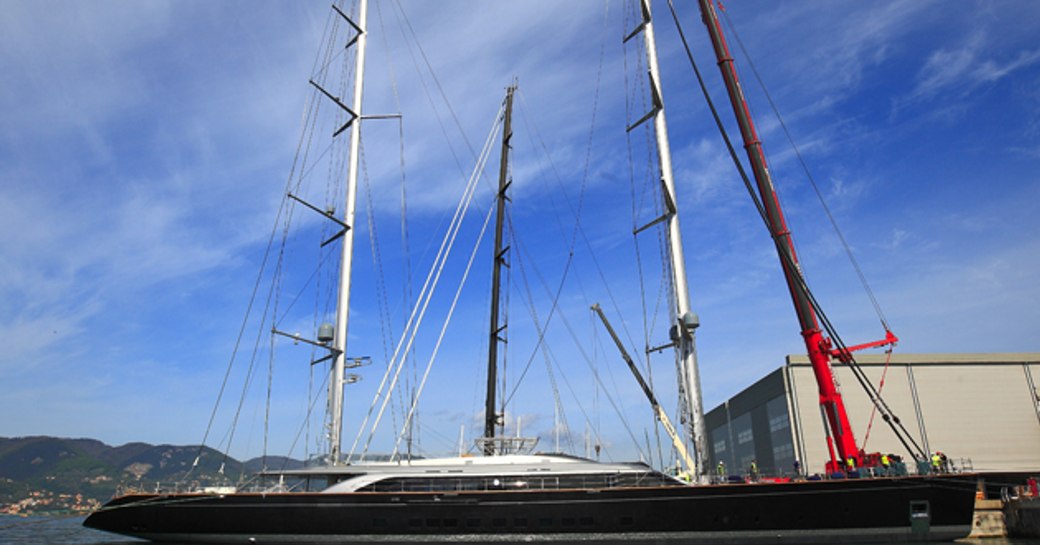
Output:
(483, 84), (516, 455)
(329, 0), (369, 465)
(696, 0), (860, 470)
(630, 0), (707, 480)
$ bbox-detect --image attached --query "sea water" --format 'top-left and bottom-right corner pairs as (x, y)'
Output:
(3, 515), (1040, 545)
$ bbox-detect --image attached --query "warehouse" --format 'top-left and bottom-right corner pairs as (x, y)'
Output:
(705, 353), (1040, 477)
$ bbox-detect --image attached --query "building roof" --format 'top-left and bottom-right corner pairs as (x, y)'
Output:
(786, 352), (1040, 366)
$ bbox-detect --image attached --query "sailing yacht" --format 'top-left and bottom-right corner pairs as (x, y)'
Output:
(84, 1), (977, 543)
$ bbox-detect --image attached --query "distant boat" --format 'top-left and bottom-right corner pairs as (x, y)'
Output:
(85, 1), (977, 543)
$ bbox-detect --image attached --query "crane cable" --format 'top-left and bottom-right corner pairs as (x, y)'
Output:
(664, 0), (926, 461)
(715, 3), (891, 332)
(709, 4), (922, 458)
(861, 346), (895, 448)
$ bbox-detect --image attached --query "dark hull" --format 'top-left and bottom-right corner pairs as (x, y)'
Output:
(84, 475), (977, 544)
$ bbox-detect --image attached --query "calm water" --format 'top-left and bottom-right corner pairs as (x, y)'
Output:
(3, 515), (1040, 545)
(1, 515), (134, 545)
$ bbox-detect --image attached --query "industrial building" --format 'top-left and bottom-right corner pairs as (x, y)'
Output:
(705, 353), (1040, 477)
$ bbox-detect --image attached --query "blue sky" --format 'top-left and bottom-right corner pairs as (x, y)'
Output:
(2, 1), (1038, 465)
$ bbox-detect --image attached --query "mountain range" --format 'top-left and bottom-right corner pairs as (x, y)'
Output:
(0, 436), (303, 508)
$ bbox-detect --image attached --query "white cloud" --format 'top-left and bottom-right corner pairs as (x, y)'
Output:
(910, 33), (1040, 101)
(0, 2), (321, 373)
(878, 228), (908, 251)
(717, 0), (934, 100)
(0, 2), (171, 150)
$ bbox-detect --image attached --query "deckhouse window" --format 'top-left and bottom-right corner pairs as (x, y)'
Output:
(357, 470), (682, 493)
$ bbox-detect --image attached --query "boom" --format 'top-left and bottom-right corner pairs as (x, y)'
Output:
(591, 304), (697, 478)
(695, 0), (859, 471)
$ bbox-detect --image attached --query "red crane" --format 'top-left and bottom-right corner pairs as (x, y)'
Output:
(695, 0), (897, 473)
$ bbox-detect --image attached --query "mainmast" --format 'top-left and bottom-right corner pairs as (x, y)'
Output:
(329, 0), (369, 466)
(629, 0), (707, 480)
(696, 0), (860, 470)
(483, 84), (516, 455)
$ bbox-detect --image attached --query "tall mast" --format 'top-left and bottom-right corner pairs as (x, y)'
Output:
(483, 84), (516, 455)
(330, 0), (369, 465)
(632, 0), (707, 479)
(696, 0), (860, 470)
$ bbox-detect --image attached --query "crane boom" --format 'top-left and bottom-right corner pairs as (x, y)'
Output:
(696, 0), (860, 472)
(591, 304), (697, 479)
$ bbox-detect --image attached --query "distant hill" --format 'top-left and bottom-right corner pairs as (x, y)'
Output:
(243, 455), (307, 473)
(0, 436), (301, 510)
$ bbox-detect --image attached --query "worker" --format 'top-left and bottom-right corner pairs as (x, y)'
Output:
(846, 457), (855, 474)
(749, 460), (759, 482)
(716, 461), (726, 483)
(931, 452), (942, 474)
(881, 454), (891, 476)
(793, 459), (801, 478)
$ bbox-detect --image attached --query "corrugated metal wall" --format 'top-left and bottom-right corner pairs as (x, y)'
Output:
(786, 353), (1040, 474)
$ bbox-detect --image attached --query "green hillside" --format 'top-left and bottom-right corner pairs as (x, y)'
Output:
(0, 436), (285, 513)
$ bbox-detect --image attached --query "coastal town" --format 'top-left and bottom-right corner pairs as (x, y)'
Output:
(1, 489), (101, 516)
(0, 437), (240, 518)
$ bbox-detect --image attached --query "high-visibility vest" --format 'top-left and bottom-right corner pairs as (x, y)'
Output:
(881, 455), (890, 466)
